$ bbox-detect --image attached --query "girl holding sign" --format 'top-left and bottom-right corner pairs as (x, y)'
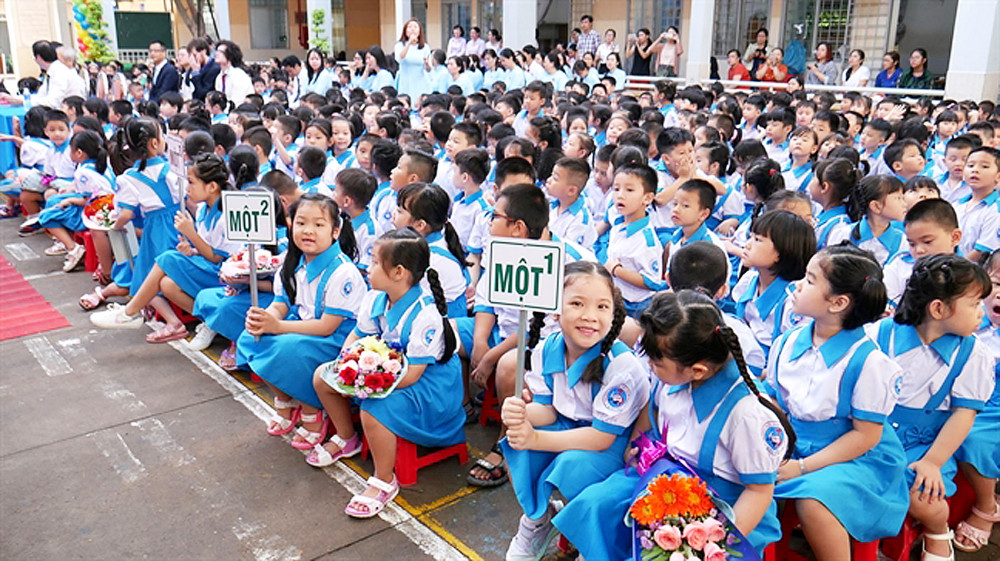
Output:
(500, 261), (649, 561)
(91, 153), (241, 342)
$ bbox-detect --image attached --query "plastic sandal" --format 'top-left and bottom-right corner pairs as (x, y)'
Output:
(219, 344), (238, 370)
(467, 443), (508, 487)
(145, 323), (189, 343)
(267, 396), (301, 436)
(291, 411), (329, 450)
(953, 501), (1000, 552)
(305, 433), (361, 467)
(345, 476), (399, 519)
(79, 287), (106, 310)
(922, 530), (955, 561)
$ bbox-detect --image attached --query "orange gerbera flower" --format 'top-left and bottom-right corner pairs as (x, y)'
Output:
(630, 495), (660, 525)
(632, 473), (715, 521)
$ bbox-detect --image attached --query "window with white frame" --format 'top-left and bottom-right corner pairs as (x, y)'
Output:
(628, 0), (682, 37)
(249, 0), (289, 49)
(712, 0), (770, 58)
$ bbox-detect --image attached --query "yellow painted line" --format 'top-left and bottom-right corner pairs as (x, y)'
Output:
(415, 512), (485, 561)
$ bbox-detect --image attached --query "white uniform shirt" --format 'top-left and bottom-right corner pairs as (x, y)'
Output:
(763, 138), (790, 168)
(435, 159), (458, 199)
(273, 246), (367, 320)
(115, 161), (182, 213)
(425, 233), (468, 305)
(827, 220), (905, 266)
(452, 190), (491, 251)
(466, 205), (494, 256)
(954, 191), (1000, 256)
(766, 322), (899, 423)
(371, 187), (398, 234)
(321, 150), (359, 186)
(549, 196), (597, 248)
(195, 201), (243, 257)
(19, 138), (48, 170)
(584, 178), (612, 225)
(351, 209), (383, 273)
(731, 270), (799, 351)
(43, 141), (76, 179)
(526, 334), (650, 434)
(73, 162), (114, 196)
(606, 215), (667, 304)
(882, 251), (915, 308)
(354, 287), (447, 364)
(724, 313), (767, 375)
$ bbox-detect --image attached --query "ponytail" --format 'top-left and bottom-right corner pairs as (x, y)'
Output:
(424, 268), (457, 363)
(71, 130), (109, 175)
(717, 325), (796, 460)
(580, 287), (626, 384)
(124, 117), (160, 171)
(442, 222), (467, 265)
(280, 193), (351, 303)
(337, 210), (359, 261)
(524, 311), (548, 370)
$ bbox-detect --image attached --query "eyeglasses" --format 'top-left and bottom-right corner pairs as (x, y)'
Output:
(487, 210), (517, 223)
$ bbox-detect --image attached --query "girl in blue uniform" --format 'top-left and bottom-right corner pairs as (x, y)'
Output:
(39, 130), (114, 273)
(238, 194), (366, 451)
(557, 290), (794, 560)
(808, 158), (859, 249)
(309, 229), (464, 519)
(871, 254), (994, 561)
(391, 182), (469, 317)
(954, 249), (1000, 552)
(828, 174), (907, 265)
(767, 245), (909, 559)
(500, 261), (648, 561)
(732, 209), (815, 355)
(189, 186), (288, 367)
(88, 118), (183, 330)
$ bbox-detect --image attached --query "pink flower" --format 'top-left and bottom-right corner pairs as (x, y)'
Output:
(653, 524), (682, 551)
(358, 350), (380, 371)
(668, 553), (686, 561)
(384, 358), (402, 374)
(682, 521), (709, 551)
(703, 541), (726, 561)
(702, 517), (726, 542)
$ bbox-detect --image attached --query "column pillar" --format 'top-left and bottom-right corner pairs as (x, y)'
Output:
(502, 0), (537, 49)
(944, 0), (1000, 101)
(102, 0), (118, 53)
(395, 0), (412, 35)
(683, 0), (714, 83)
(213, 0), (231, 42)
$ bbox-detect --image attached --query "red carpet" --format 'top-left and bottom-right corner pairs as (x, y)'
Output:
(0, 255), (70, 341)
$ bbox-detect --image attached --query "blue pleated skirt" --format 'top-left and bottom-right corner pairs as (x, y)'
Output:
(130, 208), (179, 297)
(954, 376), (1000, 478)
(38, 194), (86, 231)
(192, 288), (274, 342)
(361, 355), (465, 448)
(156, 250), (223, 298)
(501, 416), (631, 520)
(236, 320), (354, 408)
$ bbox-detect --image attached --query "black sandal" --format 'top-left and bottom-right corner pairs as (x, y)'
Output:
(467, 443), (508, 487)
(463, 401), (479, 425)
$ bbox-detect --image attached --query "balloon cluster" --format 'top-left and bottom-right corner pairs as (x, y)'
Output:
(72, 0), (114, 63)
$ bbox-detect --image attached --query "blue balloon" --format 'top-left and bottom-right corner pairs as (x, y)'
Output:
(81, 21), (91, 29)
(75, 13), (85, 22)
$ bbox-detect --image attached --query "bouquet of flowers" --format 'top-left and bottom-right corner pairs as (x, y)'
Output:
(82, 194), (117, 230)
(628, 437), (760, 561)
(219, 248), (282, 279)
(321, 336), (407, 399)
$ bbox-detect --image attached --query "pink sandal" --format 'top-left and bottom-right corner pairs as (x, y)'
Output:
(266, 396), (301, 436)
(345, 476), (399, 519)
(146, 323), (188, 343)
(79, 287), (106, 310)
(305, 433), (362, 467)
(291, 411), (330, 450)
(219, 344), (238, 370)
(954, 495), (1000, 552)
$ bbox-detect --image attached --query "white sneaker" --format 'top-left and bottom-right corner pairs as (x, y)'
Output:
(62, 244), (85, 272)
(186, 322), (217, 351)
(90, 303), (143, 329)
(505, 513), (559, 561)
(44, 241), (67, 256)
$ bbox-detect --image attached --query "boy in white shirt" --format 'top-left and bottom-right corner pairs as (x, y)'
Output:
(545, 157), (596, 248)
(294, 146), (334, 198)
(436, 122), (482, 199)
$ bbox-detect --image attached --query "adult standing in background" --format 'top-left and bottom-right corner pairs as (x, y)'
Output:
(625, 28), (654, 76)
(898, 49), (934, 90)
(175, 48), (196, 100)
(840, 49), (870, 87)
(214, 40), (254, 106)
(447, 26), (467, 58)
(187, 38), (220, 101)
(874, 51), (902, 88)
(465, 27), (487, 58)
(281, 55), (305, 105)
(805, 42), (839, 85)
(0, 41), (85, 107)
(743, 28), (769, 77)
(302, 49), (334, 95)
(394, 19), (431, 99)
(652, 26), (684, 77)
(147, 40), (180, 102)
(577, 15), (601, 56)
(595, 29), (619, 65)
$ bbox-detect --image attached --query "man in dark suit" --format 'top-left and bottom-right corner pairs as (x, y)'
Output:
(187, 38), (220, 101)
(147, 40), (180, 103)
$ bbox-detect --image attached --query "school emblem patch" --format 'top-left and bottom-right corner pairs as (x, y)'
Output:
(763, 421), (785, 453)
(342, 281), (353, 296)
(894, 375), (904, 396)
(606, 385), (628, 408)
(424, 328), (436, 345)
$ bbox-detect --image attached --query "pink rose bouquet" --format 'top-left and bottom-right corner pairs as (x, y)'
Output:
(319, 336), (407, 399)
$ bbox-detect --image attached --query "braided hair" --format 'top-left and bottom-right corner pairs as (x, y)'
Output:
(280, 193), (358, 303)
(525, 261), (627, 385)
(895, 254), (990, 326)
(374, 229), (456, 363)
(123, 117), (162, 171)
(639, 290), (796, 460)
(396, 182), (467, 265)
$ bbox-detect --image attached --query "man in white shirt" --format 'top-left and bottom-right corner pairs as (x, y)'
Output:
(0, 41), (86, 108)
(213, 40), (254, 107)
(281, 55), (305, 107)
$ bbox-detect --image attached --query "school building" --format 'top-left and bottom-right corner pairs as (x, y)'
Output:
(1, 0), (998, 100)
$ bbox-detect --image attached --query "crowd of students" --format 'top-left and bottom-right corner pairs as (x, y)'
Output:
(2, 33), (1000, 561)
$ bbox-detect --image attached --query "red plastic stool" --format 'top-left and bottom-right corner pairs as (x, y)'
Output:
(153, 301), (199, 324)
(768, 500), (880, 561)
(361, 436), (469, 486)
(72, 231), (99, 272)
(479, 375), (502, 425)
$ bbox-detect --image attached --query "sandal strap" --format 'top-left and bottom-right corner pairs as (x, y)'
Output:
(972, 504), (1000, 522)
(329, 433), (356, 449)
(366, 476), (397, 494)
(491, 442), (505, 456)
(274, 396), (297, 409)
(299, 411), (323, 424)
(295, 426), (322, 442)
(309, 443), (333, 465)
(348, 495), (384, 509)
(474, 458), (499, 471)
(924, 530), (955, 541)
(270, 413), (294, 429)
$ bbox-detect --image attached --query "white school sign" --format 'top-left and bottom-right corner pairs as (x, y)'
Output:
(221, 191), (277, 245)
(486, 238), (565, 313)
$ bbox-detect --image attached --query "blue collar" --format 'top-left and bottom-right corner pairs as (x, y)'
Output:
(673, 221), (711, 244)
(133, 156), (168, 171)
(682, 360), (742, 423)
(785, 161), (812, 177)
(790, 321), (866, 367)
(351, 208), (372, 230)
(958, 190), (1000, 206)
(455, 189), (484, 205)
(736, 273), (791, 319)
(302, 177), (321, 191)
(857, 219), (904, 252)
(541, 333), (604, 389)
(334, 150), (354, 164)
(426, 230), (444, 244)
(372, 285), (423, 328)
(817, 205), (847, 224)
(551, 196), (586, 216)
(299, 242), (343, 282)
(623, 214), (651, 237)
(891, 322), (962, 364)
(197, 200), (224, 230)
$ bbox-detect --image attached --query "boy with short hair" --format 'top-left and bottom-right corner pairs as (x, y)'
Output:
(332, 168), (381, 273)
(270, 114), (302, 178)
(436, 121), (482, 198)
(859, 118), (893, 175)
(294, 146), (333, 197)
(810, 110), (840, 142)
(260, 169), (302, 216)
(883, 198), (962, 308)
(884, 139), (928, 182)
(795, 100), (817, 128)
(18, 110), (74, 228)
(664, 178), (727, 276)
(545, 157), (596, 248)
(242, 126), (274, 177)
(761, 108), (794, 167)
(740, 95), (766, 141)
(954, 146), (1000, 261)
(513, 81), (548, 137)
(936, 135), (977, 202)
(451, 148), (492, 289)
(373, 148), (437, 232)
(109, 100), (133, 128)
(367, 139), (402, 222)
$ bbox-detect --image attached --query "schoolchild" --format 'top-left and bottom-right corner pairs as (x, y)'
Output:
(545, 157), (596, 248)
(936, 135), (975, 202)
(883, 199), (962, 310)
(295, 146), (333, 197)
(782, 127), (818, 193)
(828, 175), (907, 265)
(332, 168), (381, 273)
(320, 116), (359, 185)
(450, 147), (491, 252)
(372, 148), (437, 233)
(953, 147), (1000, 262)
(809, 157), (860, 248)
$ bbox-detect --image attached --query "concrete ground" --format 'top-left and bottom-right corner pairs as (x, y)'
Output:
(1, 217), (998, 561)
